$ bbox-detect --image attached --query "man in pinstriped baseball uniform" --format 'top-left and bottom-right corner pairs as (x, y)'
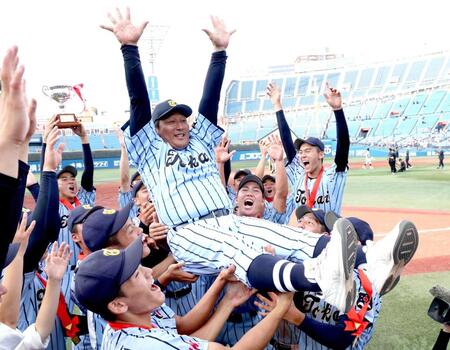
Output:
(105, 9), (361, 315)
(267, 83), (350, 216)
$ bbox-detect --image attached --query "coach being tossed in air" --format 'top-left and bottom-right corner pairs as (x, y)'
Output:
(267, 82), (350, 216)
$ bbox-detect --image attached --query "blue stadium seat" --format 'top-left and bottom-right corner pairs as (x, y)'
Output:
(103, 134), (120, 149)
(376, 118), (399, 137)
(64, 135), (82, 151)
(421, 91), (446, 114)
(89, 135), (105, 150)
(403, 94), (426, 116)
(396, 117), (418, 136)
(373, 101), (393, 119)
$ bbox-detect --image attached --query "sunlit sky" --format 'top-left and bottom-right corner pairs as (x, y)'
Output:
(1, 0), (448, 121)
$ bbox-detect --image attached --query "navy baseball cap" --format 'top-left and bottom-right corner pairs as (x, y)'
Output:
(261, 174), (276, 183)
(325, 212), (374, 245)
(295, 137), (325, 152)
(238, 174), (264, 194)
(82, 204), (132, 252)
(131, 180), (145, 199)
(295, 205), (326, 227)
(67, 205), (104, 233)
(57, 165), (78, 179)
(234, 169), (251, 180)
(130, 171), (141, 185)
(74, 237), (142, 315)
(152, 99), (192, 123)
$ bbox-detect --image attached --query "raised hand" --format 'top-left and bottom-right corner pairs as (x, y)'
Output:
(43, 126), (64, 172)
(0, 46), (30, 146)
(266, 134), (284, 162)
(217, 264), (239, 283)
(13, 211), (36, 255)
(44, 242), (71, 282)
(255, 292), (296, 320)
(100, 7), (149, 46)
(258, 140), (268, 158)
(139, 202), (157, 226)
(42, 115), (60, 143)
(165, 262), (199, 283)
(71, 122), (88, 143)
(202, 16), (236, 52)
(324, 82), (342, 110)
(215, 136), (236, 164)
(266, 83), (282, 111)
(223, 281), (256, 308)
(117, 129), (126, 149)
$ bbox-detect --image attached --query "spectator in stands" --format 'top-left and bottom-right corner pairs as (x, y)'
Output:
(437, 149), (445, 169)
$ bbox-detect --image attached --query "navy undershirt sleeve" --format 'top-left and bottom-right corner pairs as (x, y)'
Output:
(298, 314), (357, 350)
(334, 109), (350, 172)
(276, 110), (296, 163)
(81, 143), (94, 191)
(121, 45), (152, 136)
(24, 171), (61, 273)
(198, 51), (227, 126)
(27, 183), (40, 202)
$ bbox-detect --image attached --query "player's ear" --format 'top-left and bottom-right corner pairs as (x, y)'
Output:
(71, 226), (81, 243)
(107, 297), (128, 315)
(318, 150), (324, 161)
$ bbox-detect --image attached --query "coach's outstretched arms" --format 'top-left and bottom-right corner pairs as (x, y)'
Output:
(199, 16), (235, 125)
(23, 126), (63, 273)
(324, 83), (350, 172)
(101, 7), (150, 136)
(0, 46), (35, 272)
(267, 83), (297, 164)
(266, 134), (289, 213)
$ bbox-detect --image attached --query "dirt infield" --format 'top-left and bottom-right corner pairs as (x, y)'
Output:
(23, 178), (449, 276)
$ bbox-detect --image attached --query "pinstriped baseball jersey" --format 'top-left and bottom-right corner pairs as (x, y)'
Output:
(123, 114), (232, 227)
(286, 156), (348, 215)
(263, 202), (290, 224)
(19, 270), (93, 349)
(167, 214), (320, 285)
(86, 311), (105, 350)
(151, 303), (177, 331)
(118, 190), (139, 218)
(164, 281), (199, 317)
(58, 187), (96, 267)
(100, 324), (208, 350)
(297, 270), (382, 350)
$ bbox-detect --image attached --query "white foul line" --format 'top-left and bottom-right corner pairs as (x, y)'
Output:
(374, 227), (450, 238)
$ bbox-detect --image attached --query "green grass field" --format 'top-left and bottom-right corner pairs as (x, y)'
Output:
(92, 158), (450, 210)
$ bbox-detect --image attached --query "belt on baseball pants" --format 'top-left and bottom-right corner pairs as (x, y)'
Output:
(175, 208), (230, 230)
(269, 339), (292, 350)
(227, 310), (258, 323)
(164, 285), (192, 299)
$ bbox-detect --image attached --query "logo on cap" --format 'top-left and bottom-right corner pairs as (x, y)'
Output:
(103, 209), (116, 215)
(82, 205), (92, 210)
(168, 100), (177, 107)
(103, 248), (120, 256)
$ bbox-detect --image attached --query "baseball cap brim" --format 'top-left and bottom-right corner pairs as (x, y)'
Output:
(234, 169), (251, 180)
(155, 104), (192, 122)
(295, 205), (326, 227)
(238, 174), (264, 193)
(111, 203), (133, 235)
(119, 237), (144, 284)
(131, 180), (144, 199)
(296, 137), (325, 152)
(295, 205), (313, 220)
(57, 165), (78, 178)
(262, 174), (276, 183)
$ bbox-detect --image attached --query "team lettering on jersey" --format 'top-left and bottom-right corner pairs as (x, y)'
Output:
(165, 149), (210, 168)
(60, 214), (69, 228)
(295, 189), (330, 206)
(300, 293), (340, 322)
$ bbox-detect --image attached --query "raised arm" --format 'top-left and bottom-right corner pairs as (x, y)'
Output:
(266, 135), (288, 213)
(198, 16), (235, 125)
(0, 46), (35, 271)
(118, 130), (131, 192)
(267, 83), (296, 163)
(23, 126), (63, 272)
(215, 136), (236, 187)
(101, 7), (150, 136)
(72, 122), (95, 191)
(254, 141), (268, 179)
(324, 83), (349, 172)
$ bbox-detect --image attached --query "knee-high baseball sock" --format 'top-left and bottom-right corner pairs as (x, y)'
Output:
(247, 254), (321, 292)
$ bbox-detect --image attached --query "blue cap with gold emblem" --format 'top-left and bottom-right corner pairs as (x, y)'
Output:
(152, 99), (192, 123)
(82, 203), (132, 252)
(74, 237), (142, 315)
(66, 205), (104, 233)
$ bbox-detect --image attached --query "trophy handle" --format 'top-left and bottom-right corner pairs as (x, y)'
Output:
(42, 85), (50, 97)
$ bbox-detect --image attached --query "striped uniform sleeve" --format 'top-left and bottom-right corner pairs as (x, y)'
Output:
(102, 325), (209, 349)
(123, 121), (162, 171)
(78, 186), (96, 206)
(323, 163), (348, 215)
(190, 113), (225, 150)
(285, 154), (304, 190)
(263, 202), (291, 225)
(118, 190), (133, 208)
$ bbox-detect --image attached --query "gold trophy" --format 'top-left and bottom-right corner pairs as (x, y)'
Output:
(42, 85), (82, 128)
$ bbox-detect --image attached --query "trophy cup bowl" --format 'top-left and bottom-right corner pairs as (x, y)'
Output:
(42, 85), (81, 129)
